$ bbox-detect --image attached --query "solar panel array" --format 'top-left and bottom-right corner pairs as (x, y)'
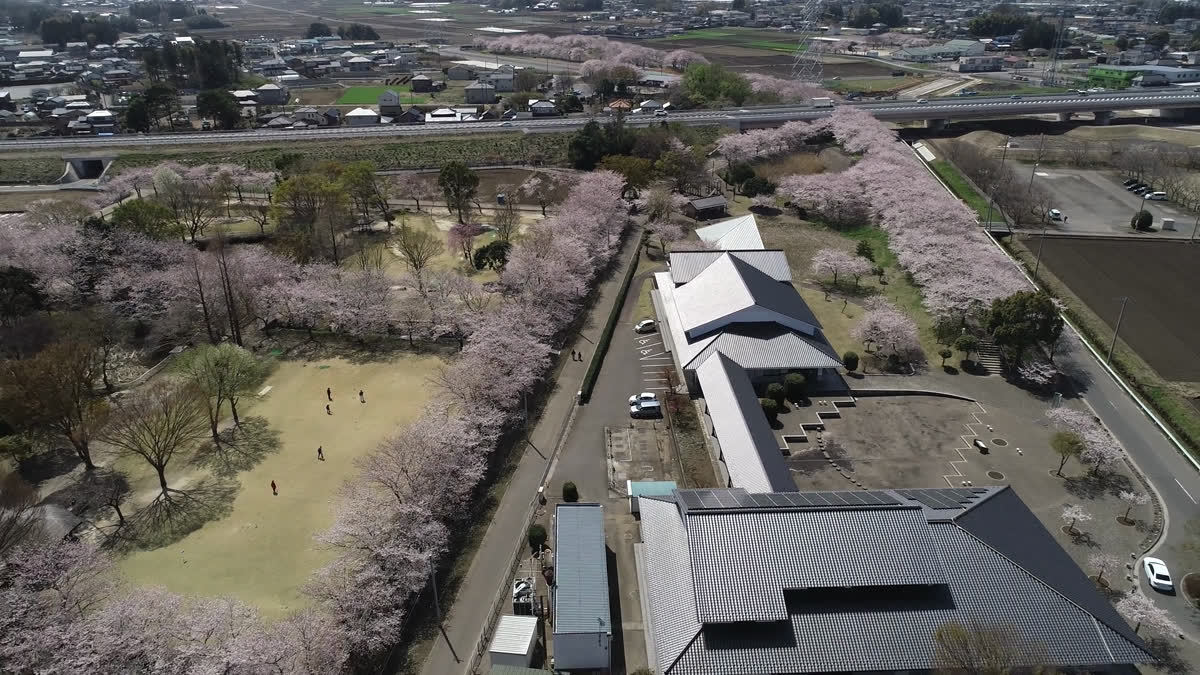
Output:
(896, 488), (990, 510)
(676, 488), (901, 511)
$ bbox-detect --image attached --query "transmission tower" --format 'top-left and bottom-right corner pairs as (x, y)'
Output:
(1042, 12), (1066, 87)
(791, 0), (826, 83)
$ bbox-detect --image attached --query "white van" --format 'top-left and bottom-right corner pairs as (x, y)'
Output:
(1146, 191), (1168, 201)
(630, 400), (662, 418)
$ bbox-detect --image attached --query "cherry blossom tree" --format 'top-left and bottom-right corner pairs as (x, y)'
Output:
(1088, 552), (1124, 585)
(663, 49), (708, 70)
(447, 221), (485, 264)
(1061, 504), (1092, 534)
(1116, 592), (1179, 636)
(810, 248), (872, 287)
(1119, 490), (1151, 523)
(851, 298), (922, 364)
(24, 198), (91, 230)
(1045, 408), (1122, 473)
(102, 166), (158, 202)
(519, 171), (571, 217)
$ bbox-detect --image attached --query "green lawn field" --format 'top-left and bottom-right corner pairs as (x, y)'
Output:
(335, 85), (430, 105)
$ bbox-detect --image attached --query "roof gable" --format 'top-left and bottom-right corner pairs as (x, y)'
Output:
(669, 250), (791, 284)
(675, 255), (819, 339)
(695, 214), (764, 250)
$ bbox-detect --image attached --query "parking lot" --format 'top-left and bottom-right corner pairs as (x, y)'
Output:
(632, 329), (676, 400)
(1031, 167), (1197, 237)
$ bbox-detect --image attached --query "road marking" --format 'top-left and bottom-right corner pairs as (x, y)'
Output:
(646, 387), (671, 391)
(1109, 400), (1118, 408)
(1176, 479), (1197, 504)
(640, 357), (672, 361)
(644, 377), (668, 381)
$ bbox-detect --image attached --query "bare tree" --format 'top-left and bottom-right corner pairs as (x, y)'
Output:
(101, 382), (207, 502)
(934, 619), (1046, 675)
(392, 225), (444, 292)
(0, 340), (109, 470)
(492, 186), (522, 243)
(0, 471), (44, 557)
(245, 202), (272, 235)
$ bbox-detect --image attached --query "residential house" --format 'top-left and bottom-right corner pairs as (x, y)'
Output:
(1003, 55), (1029, 69)
(344, 107), (380, 125)
(378, 89), (403, 117)
(954, 55), (1003, 72)
(84, 109), (117, 133)
(394, 107), (424, 125)
(893, 38), (984, 62)
(347, 56), (373, 72)
(426, 107), (460, 123)
(410, 73), (433, 92)
(0, 91), (13, 112)
(636, 487), (1153, 675)
(322, 108), (341, 126)
(481, 64), (515, 91)
(292, 106), (323, 124)
(446, 64), (477, 80)
(529, 99), (557, 116)
(254, 83), (289, 106)
(464, 80), (496, 104)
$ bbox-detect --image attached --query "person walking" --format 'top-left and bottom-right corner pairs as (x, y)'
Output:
(358, 390), (365, 404)
(570, 349), (576, 361)
(271, 480), (277, 495)
(326, 404), (332, 415)
(317, 446), (324, 461)
(326, 387), (332, 401)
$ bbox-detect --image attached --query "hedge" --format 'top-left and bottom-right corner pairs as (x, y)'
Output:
(579, 235), (644, 404)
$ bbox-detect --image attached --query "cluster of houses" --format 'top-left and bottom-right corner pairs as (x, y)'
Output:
(0, 89), (117, 134)
(0, 36), (151, 87)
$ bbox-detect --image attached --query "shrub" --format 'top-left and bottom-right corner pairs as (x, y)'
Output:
(954, 334), (979, 359)
(765, 382), (787, 406)
(563, 481), (579, 502)
(1131, 209), (1153, 231)
(784, 373), (806, 403)
(760, 397), (779, 422)
(527, 523), (547, 550)
(939, 348), (953, 366)
(843, 351), (859, 372)
(855, 240), (875, 262)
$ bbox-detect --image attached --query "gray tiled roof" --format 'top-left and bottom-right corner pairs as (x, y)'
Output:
(553, 503), (611, 635)
(669, 250), (791, 284)
(689, 195), (727, 210)
(639, 487), (1153, 675)
(688, 506), (946, 623)
(695, 354), (796, 494)
(675, 255), (820, 340)
(688, 324), (843, 371)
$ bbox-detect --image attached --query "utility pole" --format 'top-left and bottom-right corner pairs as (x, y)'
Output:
(1107, 297), (1129, 364)
(981, 135), (1009, 231)
(1027, 133), (1045, 194)
(1034, 220), (1049, 277)
(1190, 212), (1200, 242)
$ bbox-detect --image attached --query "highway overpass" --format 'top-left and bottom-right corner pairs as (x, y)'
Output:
(2, 90), (1198, 151)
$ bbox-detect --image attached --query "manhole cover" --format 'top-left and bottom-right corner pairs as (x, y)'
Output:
(992, 438), (1008, 446)
(987, 470), (1005, 480)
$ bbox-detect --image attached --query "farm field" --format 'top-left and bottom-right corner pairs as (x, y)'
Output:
(1034, 238), (1200, 382)
(119, 354), (442, 617)
(829, 75), (921, 94)
(337, 85), (424, 105)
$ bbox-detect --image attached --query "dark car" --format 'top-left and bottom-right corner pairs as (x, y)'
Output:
(1123, 178), (1137, 187)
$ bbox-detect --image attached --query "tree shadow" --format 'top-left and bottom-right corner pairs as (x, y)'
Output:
(1064, 469), (1135, 500)
(942, 365), (959, 375)
(17, 445), (82, 485)
(1145, 637), (1190, 675)
(253, 331), (457, 365)
(113, 476), (240, 552)
(190, 416), (281, 478)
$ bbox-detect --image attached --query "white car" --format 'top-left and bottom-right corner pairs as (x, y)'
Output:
(1146, 191), (1168, 201)
(1143, 557), (1174, 592)
(1049, 208), (1063, 221)
(916, 98), (928, 104)
(634, 319), (656, 334)
(629, 392), (658, 406)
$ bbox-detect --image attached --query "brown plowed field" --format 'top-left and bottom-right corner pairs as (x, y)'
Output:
(1034, 237), (1200, 381)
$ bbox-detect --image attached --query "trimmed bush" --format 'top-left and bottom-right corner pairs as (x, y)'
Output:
(939, 348), (953, 366)
(528, 523), (547, 550)
(760, 397), (779, 423)
(765, 382), (787, 407)
(563, 481), (579, 502)
(784, 373), (806, 403)
(843, 351), (859, 372)
(954, 334), (979, 360)
(1131, 209), (1153, 231)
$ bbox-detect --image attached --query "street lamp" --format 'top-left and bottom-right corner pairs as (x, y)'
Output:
(1033, 219), (1050, 277)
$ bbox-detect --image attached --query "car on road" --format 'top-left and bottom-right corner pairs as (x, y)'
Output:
(1143, 557), (1174, 592)
(1009, 94), (1023, 100)
(654, 109), (668, 117)
(1147, 191), (1168, 201)
(1049, 209), (1063, 221)
(916, 98), (928, 104)
(629, 392), (658, 406)
(634, 319), (656, 334)
(973, 439), (989, 453)
(630, 399), (662, 418)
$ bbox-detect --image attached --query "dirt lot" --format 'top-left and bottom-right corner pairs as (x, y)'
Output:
(1033, 237), (1200, 382)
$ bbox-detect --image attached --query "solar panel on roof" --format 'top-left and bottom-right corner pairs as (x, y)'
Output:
(679, 491), (704, 509)
(839, 491), (866, 505)
(698, 490), (723, 508)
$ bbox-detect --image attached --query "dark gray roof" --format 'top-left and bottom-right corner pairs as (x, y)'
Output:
(669, 250), (791, 284)
(688, 324), (843, 371)
(640, 487), (1153, 675)
(553, 503), (611, 636)
(689, 506), (946, 623)
(689, 195), (727, 210)
(674, 254), (821, 340)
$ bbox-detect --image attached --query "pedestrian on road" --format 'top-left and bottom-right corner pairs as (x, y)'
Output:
(317, 446), (324, 461)
(571, 349), (577, 361)
(271, 480), (277, 495)
(578, 351), (585, 362)
(326, 404), (332, 415)
(326, 387), (332, 401)
(358, 390), (365, 403)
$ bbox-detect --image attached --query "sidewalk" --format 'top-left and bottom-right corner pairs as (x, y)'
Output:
(418, 229), (642, 675)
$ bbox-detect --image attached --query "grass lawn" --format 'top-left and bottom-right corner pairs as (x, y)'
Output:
(337, 85), (425, 105)
(119, 354), (442, 618)
(971, 83), (1076, 96)
(633, 278), (655, 325)
(929, 159), (991, 219)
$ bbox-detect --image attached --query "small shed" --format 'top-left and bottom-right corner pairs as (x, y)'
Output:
(627, 480), (678, 514)
(684, 195), (729, 220)
(488, 614), (539, 668)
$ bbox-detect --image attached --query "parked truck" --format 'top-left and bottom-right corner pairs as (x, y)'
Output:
(811, 97), (834, 108)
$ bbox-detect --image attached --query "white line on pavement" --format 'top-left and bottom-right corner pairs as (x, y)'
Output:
(1176, 479), (1197, 504)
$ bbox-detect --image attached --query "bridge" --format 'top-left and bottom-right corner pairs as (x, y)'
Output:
(1, 90), (1197, 151)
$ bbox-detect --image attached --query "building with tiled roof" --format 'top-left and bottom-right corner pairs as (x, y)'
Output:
(636, 487), (1152, 675)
